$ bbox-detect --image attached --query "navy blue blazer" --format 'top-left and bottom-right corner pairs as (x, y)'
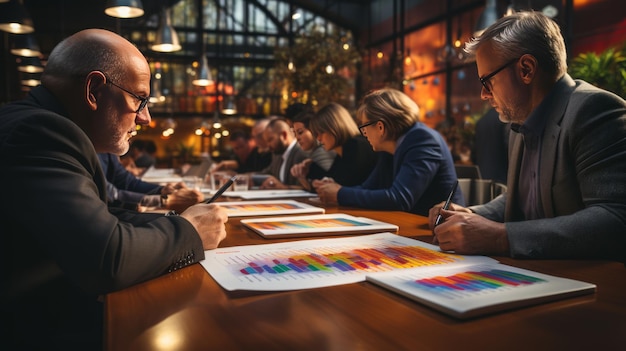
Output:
(337, 122), (463, 216)
(98, 153), (161, 205)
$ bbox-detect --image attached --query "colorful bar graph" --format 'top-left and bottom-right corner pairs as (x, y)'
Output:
(412, 269), (547, 298)
(238, 245), (460, 276)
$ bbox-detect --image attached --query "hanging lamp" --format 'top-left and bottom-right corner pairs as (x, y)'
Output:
(17, 56), (44, 73)
(10, 33), (41, 57)
(192, 55), (214, 86)
(221, 95), (236, 115)
(474, 0), (499, 37)
(104, 0), (144, 18)
(152, 7), (181, 52)
(0, 0), (35, 34)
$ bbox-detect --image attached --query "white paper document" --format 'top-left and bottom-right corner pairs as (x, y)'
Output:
(366, 263), (596, 319)
(202, 189), (316, 199)
(216, 200), (325, 217)
(200, 233), (496, 291)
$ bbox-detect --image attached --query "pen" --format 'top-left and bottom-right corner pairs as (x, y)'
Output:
(434, 180), (458, 227)
(205, 175), (237, 203)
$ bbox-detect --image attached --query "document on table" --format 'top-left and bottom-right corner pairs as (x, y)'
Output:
(366, 263), (596, 319)
(241, 213), (398, 238)
(202, 189), (316, 199)
(216, 200), (325, 218)
(200, 233), (497, 291)
(141, 167), (182, 183)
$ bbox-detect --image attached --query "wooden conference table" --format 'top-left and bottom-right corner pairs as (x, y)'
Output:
(104, 199), (626, 351)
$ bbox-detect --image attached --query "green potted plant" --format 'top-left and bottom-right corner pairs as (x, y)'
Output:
(568, 46), (626, 98)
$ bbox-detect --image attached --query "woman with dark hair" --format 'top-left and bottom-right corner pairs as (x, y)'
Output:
(289, 110), (337, 190)
(296, 102), (377, 189)
(313, 89), (463, 216)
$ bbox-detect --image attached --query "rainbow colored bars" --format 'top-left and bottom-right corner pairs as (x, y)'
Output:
(413, 269), (546, 298)
(239, 245), (460, 275)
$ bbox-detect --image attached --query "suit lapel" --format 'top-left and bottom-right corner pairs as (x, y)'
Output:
(537, 75), (576, 217)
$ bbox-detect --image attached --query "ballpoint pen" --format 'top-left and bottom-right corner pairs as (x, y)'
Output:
(205, 175), (237, 203)
(434, 180), (458, 226)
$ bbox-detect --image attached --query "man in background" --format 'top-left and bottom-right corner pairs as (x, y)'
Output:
(260, 118), (308, 188)
(213, 128), (271, 173)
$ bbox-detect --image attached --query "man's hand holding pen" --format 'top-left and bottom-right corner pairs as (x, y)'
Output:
(428, 202), (509, 256)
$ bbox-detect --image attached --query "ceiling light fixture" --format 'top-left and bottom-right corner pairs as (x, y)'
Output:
(0, 0), (35, 34)
(474, 0), (498, 37)
(104, 0), (144, 19)
(152, 7), (181, 52)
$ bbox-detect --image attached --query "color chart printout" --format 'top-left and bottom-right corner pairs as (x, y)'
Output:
(366, 263), (596, 319)
(201, 233), (496, 291)
(240, 214), (399, 237)
(222, 203), (298, 210)
(246, 217), (367, 230)
(216, 200), (324, 217)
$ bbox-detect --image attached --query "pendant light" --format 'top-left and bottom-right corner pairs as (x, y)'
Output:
(17, 56), (44, 73)
(192, 55), (213, 86)
(104, 0), (144, 19)
(152, 7), (181, 52)
(192, 2), (213, 86)
(0, 0), (35, 34)
(474, 0), (499, 37)
(10, 33), (41, 57)
(221, 95), (236, 115)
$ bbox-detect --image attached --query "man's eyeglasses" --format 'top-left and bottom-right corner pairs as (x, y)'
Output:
(479, 58), (519, 94)
(358, 119), (380, 135)
(106, 78), (149, 114)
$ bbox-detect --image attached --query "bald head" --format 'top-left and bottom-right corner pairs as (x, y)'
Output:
(38, 29), (152, 156)
(42, 29), (147, 89)
(264, 119), (295, 155)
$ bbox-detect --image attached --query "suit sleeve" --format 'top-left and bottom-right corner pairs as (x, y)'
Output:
(506, 91), (626, 260)
(337, 131), (443, 213)
(3, 112), (205, 295)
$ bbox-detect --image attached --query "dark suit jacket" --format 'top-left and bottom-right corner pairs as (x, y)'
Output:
(0, 86), (204, 348)
(262, 141), (308, 186)
(337, 122), (463, 216)
(473, 75), (626, 260)
(99, 152), (162, 206)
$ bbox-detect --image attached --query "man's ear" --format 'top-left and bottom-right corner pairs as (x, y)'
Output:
(84, 71), (106, 111)
(519, 54), (537, 83)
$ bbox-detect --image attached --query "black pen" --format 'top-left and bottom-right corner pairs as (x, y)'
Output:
(205, 175), (236, 203)
(435, 180), (458, 226)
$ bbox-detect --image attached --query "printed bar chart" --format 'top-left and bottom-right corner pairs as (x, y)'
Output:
(201, 233), (497, 291)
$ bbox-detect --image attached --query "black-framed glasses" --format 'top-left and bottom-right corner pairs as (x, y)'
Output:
(106, 78), (149, 114)
(479, 58), (519, 94)
(358, 119), (380, 135)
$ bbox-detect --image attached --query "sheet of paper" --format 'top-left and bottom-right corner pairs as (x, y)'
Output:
(216, 200), (325, 217)
(202, 189), (316, 199)
(141, 167), (182, 184)
(366, 263), (596, 319)
(240, 213), (398, 237)
(200, 233), (497, 291)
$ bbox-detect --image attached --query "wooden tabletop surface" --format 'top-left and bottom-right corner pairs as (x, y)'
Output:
(105, 199), (626, 351)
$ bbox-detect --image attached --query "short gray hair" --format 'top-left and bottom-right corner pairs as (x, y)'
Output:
(464, 11), (567, 79)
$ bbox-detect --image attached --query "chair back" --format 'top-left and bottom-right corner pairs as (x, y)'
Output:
(458, 178), (507, 206)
